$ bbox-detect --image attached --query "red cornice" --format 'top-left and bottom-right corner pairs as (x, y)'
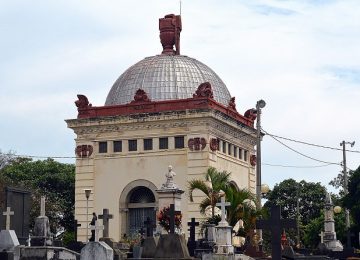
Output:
(76, 97), (254, 128)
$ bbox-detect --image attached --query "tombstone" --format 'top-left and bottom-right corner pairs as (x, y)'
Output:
(322, 193), (343, 251)
(256, 205), (297, 260)
(0, 187), (31, 245)
(141, 217), (158, 258)
(98, 208), (113, 238)
(31, 196), (52, 246)
(80, 241), (113, 260)
(73, 219), (81, 242)
(214, 195), (234, 255)
(154, 233), (191, 259)
(0, 207), (20, 251)
(168, 203), (181, 234)
(187, 218), (199, 256)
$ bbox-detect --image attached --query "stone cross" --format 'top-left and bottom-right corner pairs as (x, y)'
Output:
(319, 231), (324, 244)
(256, 205), (297, 260)
(90, 220), (104, 242)
(40, 196), (46, 216)
(216, 196), (231, 224)
(3, 206), (14, 230)
(169, 204), (181, 234)
(99, 208), (113, 238)
(144, 217), (156, 237)
(74, 219), (81, 241)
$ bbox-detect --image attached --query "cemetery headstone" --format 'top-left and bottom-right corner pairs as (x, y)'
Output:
(73, 219), (81, 242)
(187, 217), (199, 256)
(32, 196), (52, 246)
(141, 217), (159, 258)
(214, 195), (234, 255)
(256, 205), (297, 260)
(0, 206), (20, 252)
(98, 208), (113, 238)
(1, 186), (31, 245)
(323, 192), (343, 251)
(80, 241), (113, 260)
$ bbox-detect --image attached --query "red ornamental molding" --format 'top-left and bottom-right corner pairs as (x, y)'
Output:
(193, 82), (214, 99)
(131, 89), (151, 104)
(244, 108), (257, 121)
(250, 154), (256, 166)
(228, 97), (237, 111)
(159, 14), (182, 55)
(188, 138), (206, 151)
(75, 145), (93, 158)
(75, 94), (92, 110)
(210, 138), (219, 151)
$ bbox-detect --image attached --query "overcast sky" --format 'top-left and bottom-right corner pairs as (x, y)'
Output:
(1, 0), (359, 193)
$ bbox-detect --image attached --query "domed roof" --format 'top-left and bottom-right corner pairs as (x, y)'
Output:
(105, 55), (231, 106)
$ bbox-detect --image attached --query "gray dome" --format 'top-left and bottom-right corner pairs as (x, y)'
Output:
(105, 55), (231, 106)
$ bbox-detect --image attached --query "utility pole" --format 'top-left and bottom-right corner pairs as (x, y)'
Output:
(340, 140), (355, 248)
(256, 99), (266, 245)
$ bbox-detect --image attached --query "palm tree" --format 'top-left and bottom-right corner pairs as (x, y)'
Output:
(188, 167), (231, 217)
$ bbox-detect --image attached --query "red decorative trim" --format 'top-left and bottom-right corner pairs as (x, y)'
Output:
(75, 145), (93, 158)
(188, 138), (206, 151)
(250, 154), (256, 166)
(228, 97), (237, 111)
(75, 96), (255, 127)
(130, 89), (151, 104)
(193, 82), (214, 99)
(210, 138), (219, 151)
(244, 108), (257, 121)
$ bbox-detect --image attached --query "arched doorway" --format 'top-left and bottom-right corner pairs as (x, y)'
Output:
(128, 186), (157, 235)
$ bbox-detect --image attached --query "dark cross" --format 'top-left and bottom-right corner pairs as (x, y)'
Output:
(187, 218), (199, 242)
(144, 217), (156, 237)
(73, 219), (81, 241)
(256, 205), (297, 260)
(187, 218), (199, 256)
(169, 204), (181, 234)
(98, 208), (113, 238)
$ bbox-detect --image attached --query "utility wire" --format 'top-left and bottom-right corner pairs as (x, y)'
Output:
(263, 130), (341, 166)
(264, 130), (360, 154)
(263, 162), (334, 168)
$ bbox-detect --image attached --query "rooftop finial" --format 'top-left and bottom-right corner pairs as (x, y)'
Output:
(159, 14), (182, 55)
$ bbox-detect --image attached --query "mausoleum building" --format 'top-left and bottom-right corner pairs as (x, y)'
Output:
(66, 14), (258, 242)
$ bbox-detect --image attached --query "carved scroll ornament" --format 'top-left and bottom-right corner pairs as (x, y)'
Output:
(75, 145), (93, 158)
(193, 82), (214, 99)
(188, 138), (207, 151)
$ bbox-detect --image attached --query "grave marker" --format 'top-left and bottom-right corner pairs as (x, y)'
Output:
(256, 205), (297, 260)
(98, 209), (113, 238)
(187, 218), (199, 256)
(40, 196), (46, 217)
(3, 207), (14, 230)
(216, 196), (230, 226)
(74, 219), (81, 241)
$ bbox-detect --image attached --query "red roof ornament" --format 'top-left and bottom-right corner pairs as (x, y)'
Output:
(244, 108), (257, 121)
(193, 82), (214, 99)
(131, 89), (151, 104)
(228, 97), (237, 111)
(159, 14), (182, 55)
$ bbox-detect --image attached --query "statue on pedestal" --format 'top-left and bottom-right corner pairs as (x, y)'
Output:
(161, 165), (178, 190)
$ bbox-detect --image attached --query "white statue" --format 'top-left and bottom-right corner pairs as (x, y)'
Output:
(162, 165), (178, 189)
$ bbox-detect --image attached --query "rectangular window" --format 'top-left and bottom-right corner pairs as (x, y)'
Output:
(128, 139), (137, 152)
(244, 150), (248, 161)
(175, 136), (185, 149)
(222, 141), (226, 154)
(99, 141), (107, 153)
(234, 146), (237, 158)
(144, 138), (153, 151)
(113, 141), (122, 152)
(159, 137), (168, 149)
(239, 148), (243, 160)
(228, 143), (232, 155)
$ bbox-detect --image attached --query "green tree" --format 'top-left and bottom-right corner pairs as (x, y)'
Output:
(188, 167), (232, 217)
(264, 179), (326, 226)
(0, 157), (75, 233)
(343, 166), (360, 247)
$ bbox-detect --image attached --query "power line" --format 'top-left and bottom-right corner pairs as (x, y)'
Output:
(263, 130), (341, 166)
(263, 162), (334, 168)
(264, 130), (360, 154)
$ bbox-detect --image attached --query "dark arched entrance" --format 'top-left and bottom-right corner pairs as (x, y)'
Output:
(128, 186), (156, 235)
